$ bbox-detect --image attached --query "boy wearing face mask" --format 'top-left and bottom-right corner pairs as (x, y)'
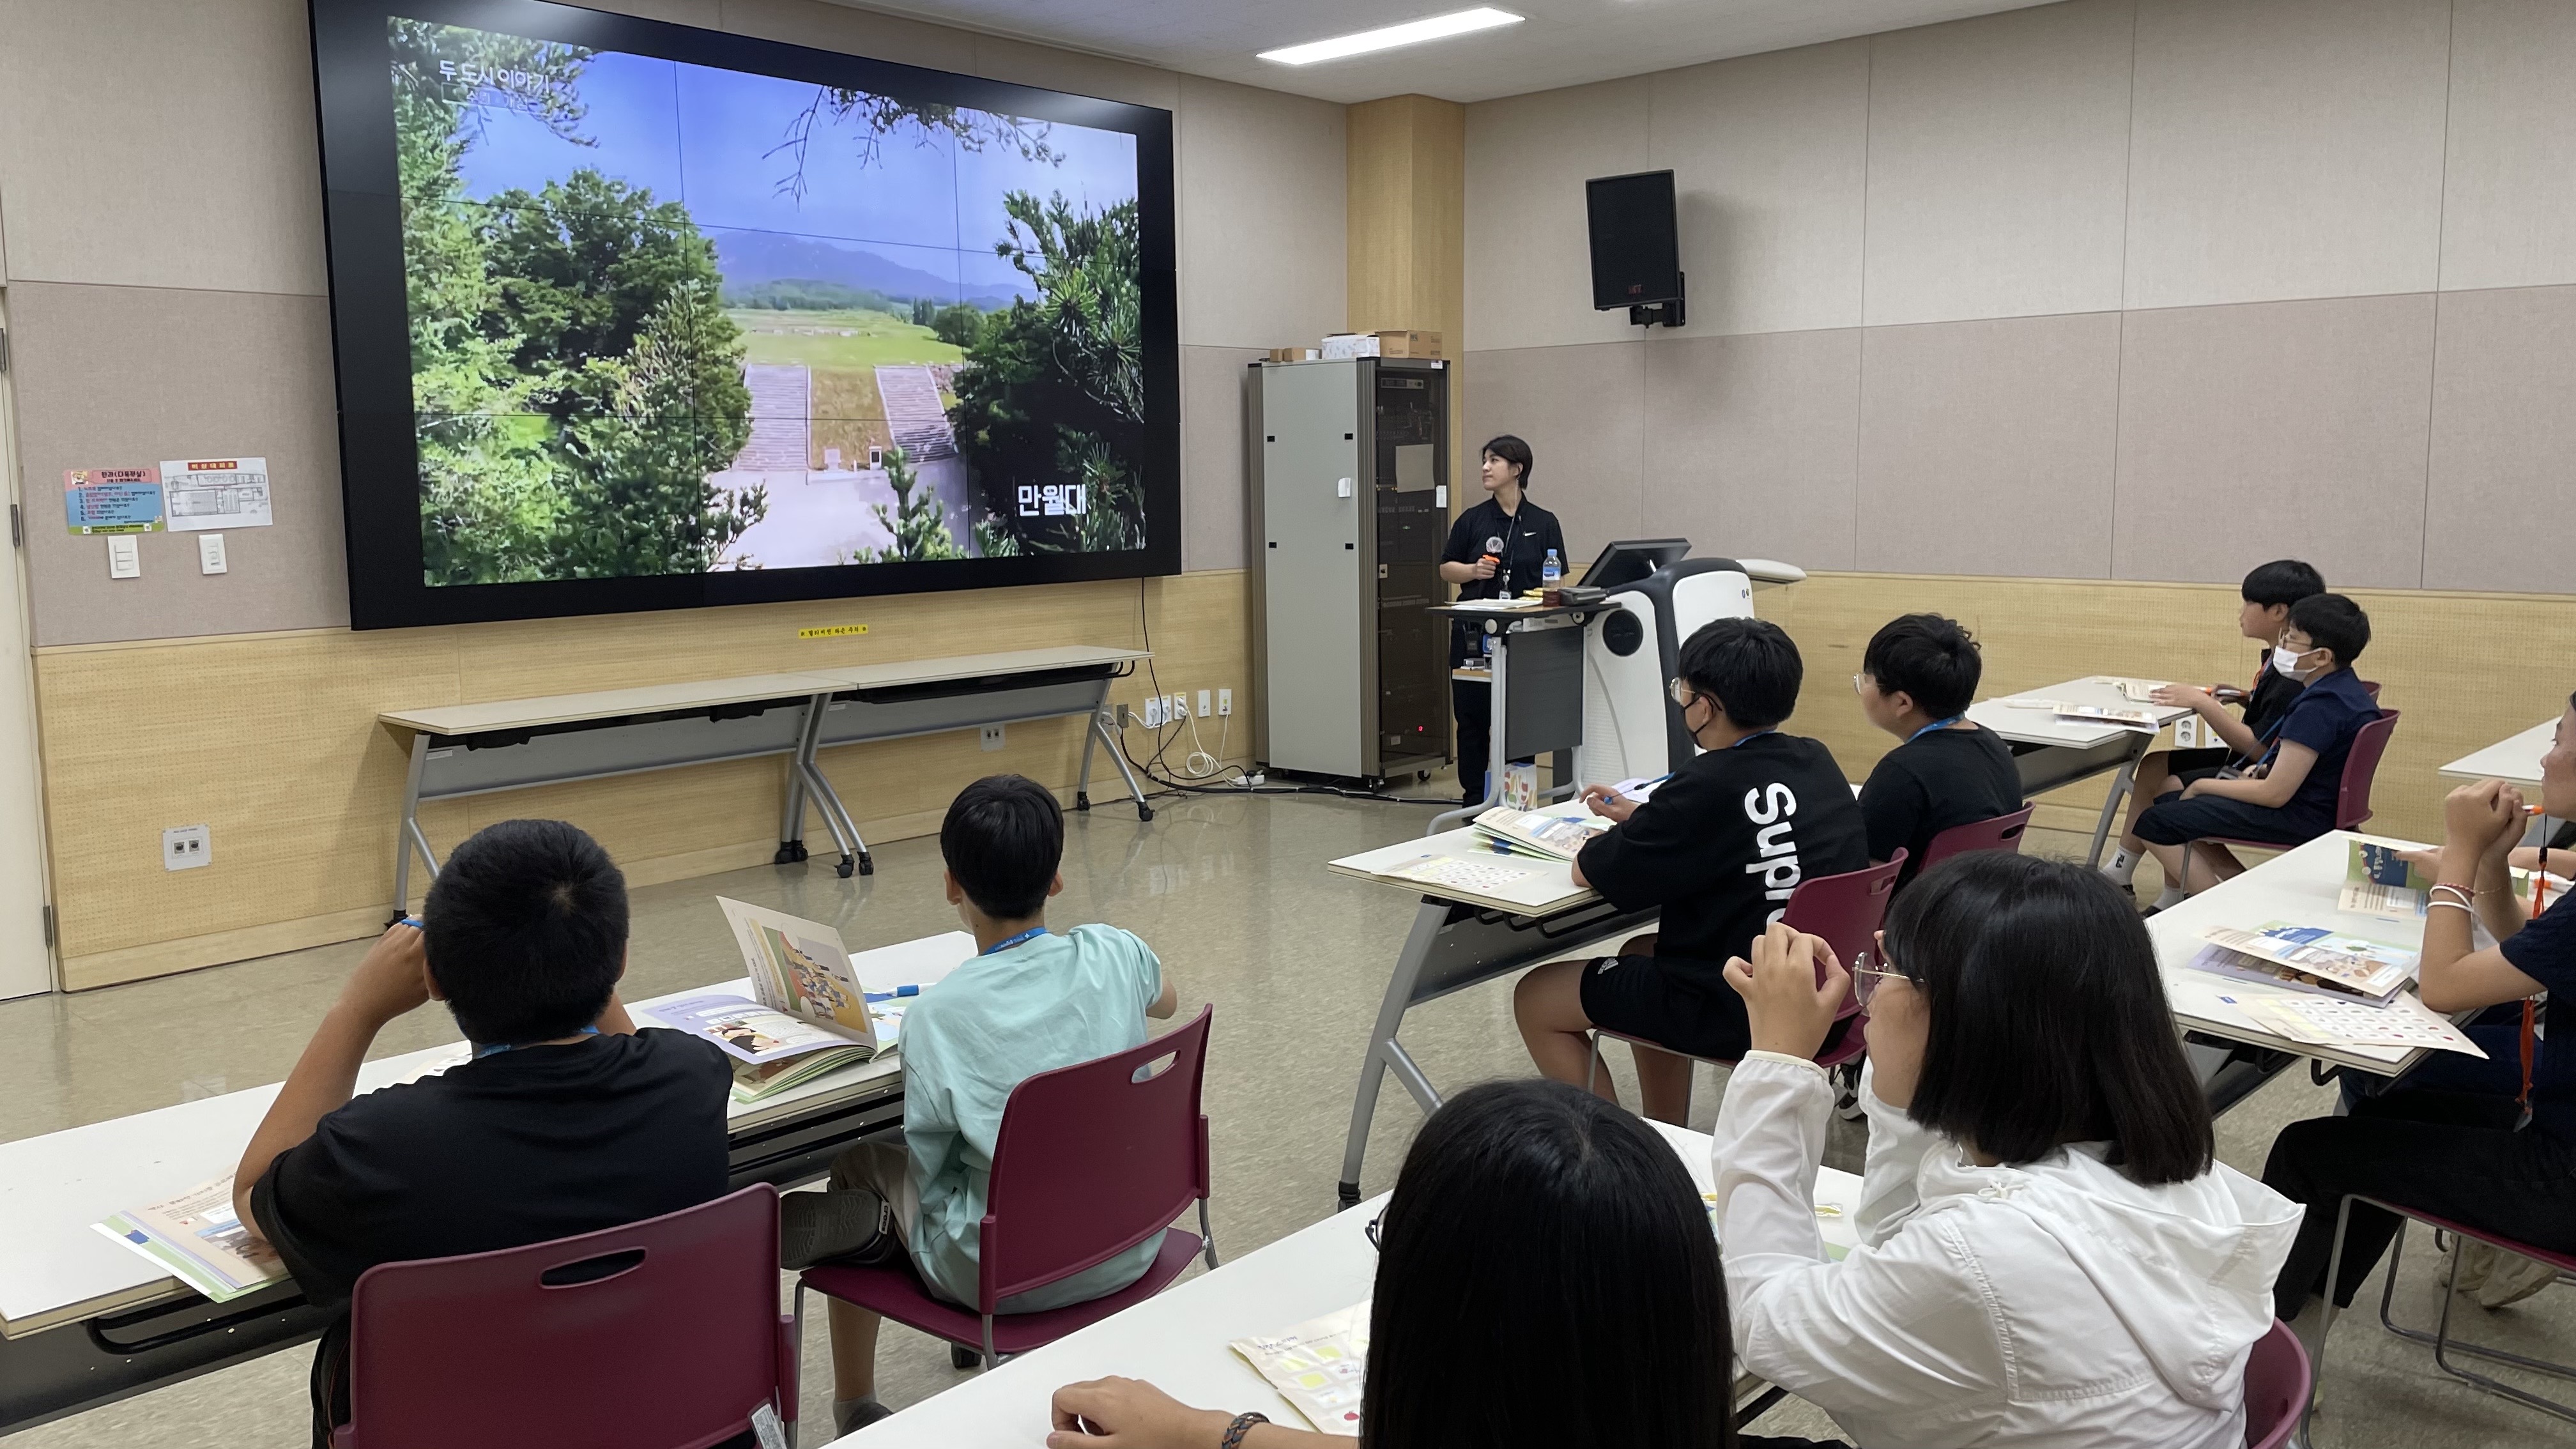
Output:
(2132, 592), (2379, 903)
(1511, 617), (1868, 1124)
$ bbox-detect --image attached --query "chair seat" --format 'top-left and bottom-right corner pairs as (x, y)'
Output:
(801, 1227), (1203, 1356)
(2371, 1199), (2576, 1275)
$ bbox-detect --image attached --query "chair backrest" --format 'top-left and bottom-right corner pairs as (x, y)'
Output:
(1780, 853), (1906, 1019)
(2334, 709), (2402, 831)
(981, 1006), (1215, 1310)
(2241, 1318), (2312, 1449)
(1915, 804), (2037, 876)
(342, 1184), (786, 1449)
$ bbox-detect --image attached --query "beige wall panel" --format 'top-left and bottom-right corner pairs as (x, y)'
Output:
(1347, 96), (1464, 342)
(1181, 346), (1261, 572)
(8, 282), (350, 645)
(1460, 344), (1644, 559)
(2111, 293), (2436, 588)
(1641, 328), (1861, 571)
(716, 0), (979, 71)
(0, 0), (326, 294)
(1860, 0), (2135, 327)
(42, 571), (1250, 983)
(1754, 571), (2575, 848)
(2423, 286), (2576, 595)
(1462, 80), (1648, 353)
(1646, 40), (1871, 339)
(1176, 76), (1346, 351)
(965, 34), (1180, 110)
(2122, 0), (2450, 309)
(1854, 312), (2120, 578)
(2438, 0), (2576, 293)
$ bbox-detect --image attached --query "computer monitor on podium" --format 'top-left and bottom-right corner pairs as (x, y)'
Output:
(1579, 539), (1690, 590)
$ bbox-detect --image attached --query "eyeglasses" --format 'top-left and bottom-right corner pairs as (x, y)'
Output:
(1851, 673), (1871, 696)
(1365, 1211), (1384, 1252)
(1852, 966), (1909, 1008)
(1668, 678), (1698, 709)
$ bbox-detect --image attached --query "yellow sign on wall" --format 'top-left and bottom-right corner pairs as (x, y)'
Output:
(797, 624), (871, 640)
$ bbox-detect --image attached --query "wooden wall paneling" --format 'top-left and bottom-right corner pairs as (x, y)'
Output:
(40, 571), (1251, 988)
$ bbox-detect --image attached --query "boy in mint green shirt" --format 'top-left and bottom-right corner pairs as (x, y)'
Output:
(794, 774), (1176, 1434)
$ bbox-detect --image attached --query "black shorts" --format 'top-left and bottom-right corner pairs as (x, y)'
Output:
(2163, 746), (2232, 776)
(2134, 793), (2326, 848)
(1577, 954), (1855, 1063)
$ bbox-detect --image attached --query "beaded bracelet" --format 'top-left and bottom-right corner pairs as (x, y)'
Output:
(1220, 1411), (1271, 1449)
(2428, 882), (2478, 907)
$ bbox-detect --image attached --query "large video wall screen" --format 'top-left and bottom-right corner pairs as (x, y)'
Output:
(312, 0), (1179, 627)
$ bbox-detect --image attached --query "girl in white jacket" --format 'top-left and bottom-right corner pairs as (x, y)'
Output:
(1711, 851), (2303, 1449)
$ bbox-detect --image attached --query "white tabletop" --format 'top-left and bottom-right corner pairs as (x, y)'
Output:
(1967, 675), (2195, 750)
(0, 933), (974, 1338)
(814, 645), (1149, 691)
(2440, 717), (2554, 786)
(2143, 831), (2435, 1074)
(1326, 800), (1600, 914)
(379, 673), (847, 736)
(847, 1119), (1862, 1447)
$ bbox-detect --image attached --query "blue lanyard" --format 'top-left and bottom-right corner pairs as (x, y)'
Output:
(475, 1024), (598, 1058)
(1906, 715), (1965, 743)
(1728, 729), (1777, 749)
(981, 926), (1049, 956)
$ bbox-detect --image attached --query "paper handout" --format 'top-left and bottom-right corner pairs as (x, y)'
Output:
(95, 1174), (287, 1303)
(1231, 1300), (1370, 1436)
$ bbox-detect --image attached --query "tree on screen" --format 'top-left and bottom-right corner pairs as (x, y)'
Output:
(949, 192), (1147, 556)
(848, 446), (965, 564)
(767, 89), (1061, 201)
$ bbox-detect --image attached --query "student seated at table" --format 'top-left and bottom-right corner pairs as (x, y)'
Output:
(2103, 558), (2325, 903)
(2264, 699), (2576, 1344)
(235, 820), (733, 1449)
(2132, 591), (2379, 902)
(1713, 853), (2300, 1449)
(1512, 617), (1867, 1124)
(782, 774), (1179, 1436)
(1042, 1077), (1834, 1449)
(1851, 612), (2021, 890)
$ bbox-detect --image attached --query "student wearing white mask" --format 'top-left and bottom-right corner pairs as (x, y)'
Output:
(2131, 592), (2380, 902)
(1711, 853), (2301, 1449)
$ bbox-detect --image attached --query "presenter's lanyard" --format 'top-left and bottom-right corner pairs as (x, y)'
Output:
(1906, 715), (1965, 743)
(983, 926), (1049, 956)
(475, 1025), (599, 1058)
(1493, 510), (1522, 596)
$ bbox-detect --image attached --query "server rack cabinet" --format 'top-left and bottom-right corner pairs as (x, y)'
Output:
(1245, 357), (1450, 785)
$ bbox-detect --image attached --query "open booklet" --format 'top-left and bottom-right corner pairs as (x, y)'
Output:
(1230, 1300), (1369, 1436)
(2341, 838), (2570, 922)
(1471, 805), (1607, 862)
(2189, 922), (2417, 1004)
(95, 1174), (288, 1304)
(644, 899), (884, 1101)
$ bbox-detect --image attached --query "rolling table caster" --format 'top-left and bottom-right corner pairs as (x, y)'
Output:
(1075, 790), (1091, 811)
(1136, 801), (1154, 822)
(838, 852), (873, 879)
(951, 1344), (983, 1370)
(772, 840), (809, 865)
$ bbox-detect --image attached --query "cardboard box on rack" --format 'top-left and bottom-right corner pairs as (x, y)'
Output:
(1318, 330), (1446, 361)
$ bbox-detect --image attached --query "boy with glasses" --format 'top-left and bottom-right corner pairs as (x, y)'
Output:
(1512, 617), (1866, 1124)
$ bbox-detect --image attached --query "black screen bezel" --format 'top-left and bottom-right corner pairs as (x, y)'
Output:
(309, 0), (1181, 629)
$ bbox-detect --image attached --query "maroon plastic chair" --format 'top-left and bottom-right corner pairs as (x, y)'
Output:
(334, 1184), (793, 1449)
(799, 1006), (1218, 1365)
(2312, 1193), (2576, 1426)
(1914, 804), (2035, 877)
(1586, 852), (1906, 1083)
(2242, 1319), (2313, 1449)
(2193, 711), (2401, 871)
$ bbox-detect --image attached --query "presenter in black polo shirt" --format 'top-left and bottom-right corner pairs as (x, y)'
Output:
(1438, 435), (1568, 804)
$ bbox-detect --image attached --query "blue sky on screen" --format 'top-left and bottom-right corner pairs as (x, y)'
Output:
(452, 42), (1137, 275)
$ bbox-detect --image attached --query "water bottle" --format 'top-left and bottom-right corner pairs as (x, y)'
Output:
(1542, 549), (1562, 587)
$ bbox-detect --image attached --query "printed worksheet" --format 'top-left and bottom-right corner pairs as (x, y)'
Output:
(1379, 853), (1563, 907)
(1231, 1300), (1369, 1436)
(2234, 995), (2485, 1056)
(95, 1174), (286, 1302)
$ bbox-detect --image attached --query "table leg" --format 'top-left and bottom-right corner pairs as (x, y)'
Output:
(774, 696), (821, 865)
(793, 693), (873, 878)
(1095, 710), (1154, 822)
(1075, 700), (1104, 813)
(1427, 638), (1506, 836)
(391, 732), (433, 923)
(2085, 744), (2147, 869)
(1337, 900), (1450, 1208)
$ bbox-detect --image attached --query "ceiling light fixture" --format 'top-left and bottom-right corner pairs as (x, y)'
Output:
(1257, 7), (1524, 65)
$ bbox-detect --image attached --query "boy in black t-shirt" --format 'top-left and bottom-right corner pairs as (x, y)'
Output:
(237, 820), (732, 1448)
(2103, 558), (2324, 906)
(1512, 617), (1867, 1124)
(1852, 613), (2022, 889)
